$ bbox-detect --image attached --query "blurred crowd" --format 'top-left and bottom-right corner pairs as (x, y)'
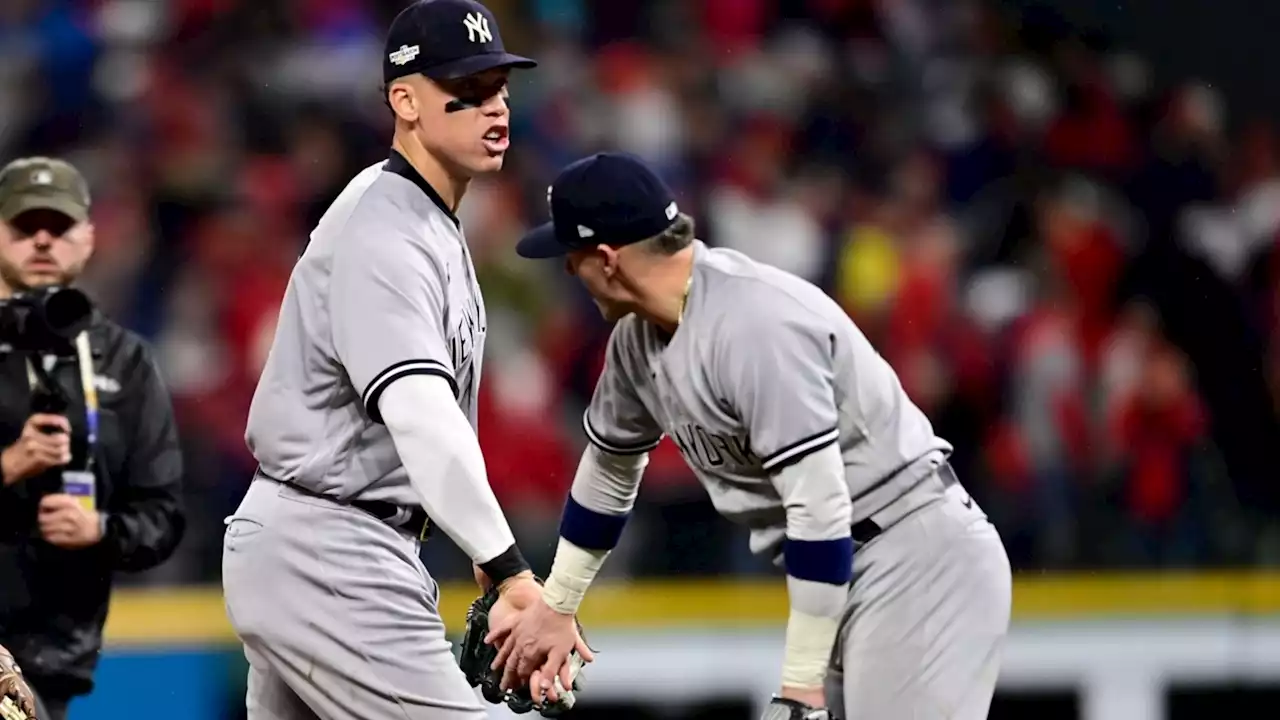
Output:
(4, 0), (1280, 585)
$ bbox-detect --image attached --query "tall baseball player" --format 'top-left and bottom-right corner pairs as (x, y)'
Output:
(487, 153), (1013, 719)
(219, 2), (590, 718)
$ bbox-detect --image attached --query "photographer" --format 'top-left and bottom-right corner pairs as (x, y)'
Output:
(0, 157), (184, 720)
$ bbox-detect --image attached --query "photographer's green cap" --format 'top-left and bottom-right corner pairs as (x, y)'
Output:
(0, 157), (91, 224)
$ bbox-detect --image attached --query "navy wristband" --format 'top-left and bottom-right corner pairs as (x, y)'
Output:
(560, 495), (628, 551)
(783, 537), (855, 586)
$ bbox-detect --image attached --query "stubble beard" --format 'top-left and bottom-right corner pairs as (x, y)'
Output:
(0, 258), (79, 295)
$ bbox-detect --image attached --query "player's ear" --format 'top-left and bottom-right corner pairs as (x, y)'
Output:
(597, 244), (620, 278)
(387, 80), (420, 123)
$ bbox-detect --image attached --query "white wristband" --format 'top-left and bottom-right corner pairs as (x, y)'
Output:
(541, 537), (609, 615)
(781, 609), (840, 688)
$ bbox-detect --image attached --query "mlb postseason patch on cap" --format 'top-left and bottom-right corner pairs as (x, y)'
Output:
(0, 157), (91, 223)
(383, 0), (536, 84)
(388, 44), (421, 67)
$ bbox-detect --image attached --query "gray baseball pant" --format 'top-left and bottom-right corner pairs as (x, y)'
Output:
(825, 475), (1012, 719)
(221, 479), (486, 720)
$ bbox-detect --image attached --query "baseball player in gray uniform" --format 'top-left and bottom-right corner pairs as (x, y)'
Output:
(219, 2), (583, 718)
(485, 153), (1013, 719)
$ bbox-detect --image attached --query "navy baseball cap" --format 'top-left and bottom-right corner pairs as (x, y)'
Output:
(517, 153), (681, 259)
(383, 0), (536, 84)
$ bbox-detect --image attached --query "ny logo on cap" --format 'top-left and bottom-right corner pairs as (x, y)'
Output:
(30, 169), (53, 185)
(389, 44), (420, 66)
(463, 12), (492, 44)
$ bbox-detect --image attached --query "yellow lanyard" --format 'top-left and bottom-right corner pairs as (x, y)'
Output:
(25, 332), (99, 469)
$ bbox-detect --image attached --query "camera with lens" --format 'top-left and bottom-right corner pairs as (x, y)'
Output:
(0, 286), (94, 419)
(0, 286), (93, 355)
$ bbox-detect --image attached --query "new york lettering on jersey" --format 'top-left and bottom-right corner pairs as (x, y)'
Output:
(445, 249), (486, 410)
(669, 422), (759, 471)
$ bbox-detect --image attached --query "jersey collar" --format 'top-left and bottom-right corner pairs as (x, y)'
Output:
(384, 150), (460, 229)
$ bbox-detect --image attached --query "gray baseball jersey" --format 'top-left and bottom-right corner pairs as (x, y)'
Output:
(584, 241), (952, 560)
(245, 151), (486, 507)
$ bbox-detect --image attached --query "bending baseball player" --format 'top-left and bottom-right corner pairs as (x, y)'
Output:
(487, 152), (1013, 719)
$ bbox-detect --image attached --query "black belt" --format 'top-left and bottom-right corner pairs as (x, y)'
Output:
(851, 517), (882, 544)
(256, 469), (432, 540)
(850, 462), (958, 544)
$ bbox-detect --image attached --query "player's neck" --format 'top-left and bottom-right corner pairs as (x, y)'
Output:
(633, 248), (695, 335)
(391, 135), (470, 213)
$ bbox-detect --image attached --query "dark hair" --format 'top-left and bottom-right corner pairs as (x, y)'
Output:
(638, 212), (696, 255)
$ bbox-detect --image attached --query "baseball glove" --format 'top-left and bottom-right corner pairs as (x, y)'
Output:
(759, 696), (832, 720)
(0, 648), (34, 720)
(458, 586), (586, 716)
(0, 698), (28, 720)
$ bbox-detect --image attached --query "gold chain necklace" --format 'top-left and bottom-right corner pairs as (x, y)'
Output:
(677, 273), (693, 326)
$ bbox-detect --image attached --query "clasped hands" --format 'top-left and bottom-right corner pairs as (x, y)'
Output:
(476, 568), (594, 706)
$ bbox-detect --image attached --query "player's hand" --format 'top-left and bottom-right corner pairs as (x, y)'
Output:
(761, 695), (831, 720)
(496, 571), (540, 599)
(484, 572), (542, 647)
(2, 414), (70, 485)
(38, 494), (102, 549)
(0, 646), (36, 720)
(779, 686), (826, 709)
(483, 573), (548, 688)
(485, 594), (594, 703)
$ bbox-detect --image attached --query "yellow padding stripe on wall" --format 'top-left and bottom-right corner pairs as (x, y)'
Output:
(103, 572), (1280, 647)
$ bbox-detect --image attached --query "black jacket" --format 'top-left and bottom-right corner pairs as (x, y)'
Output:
(0, 313), (185, 697)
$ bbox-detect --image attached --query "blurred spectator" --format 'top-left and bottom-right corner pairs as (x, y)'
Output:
(1104, 335), (1211, 566)
(1041, 36), (1137, 179)
(708, 116), (828, 282)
